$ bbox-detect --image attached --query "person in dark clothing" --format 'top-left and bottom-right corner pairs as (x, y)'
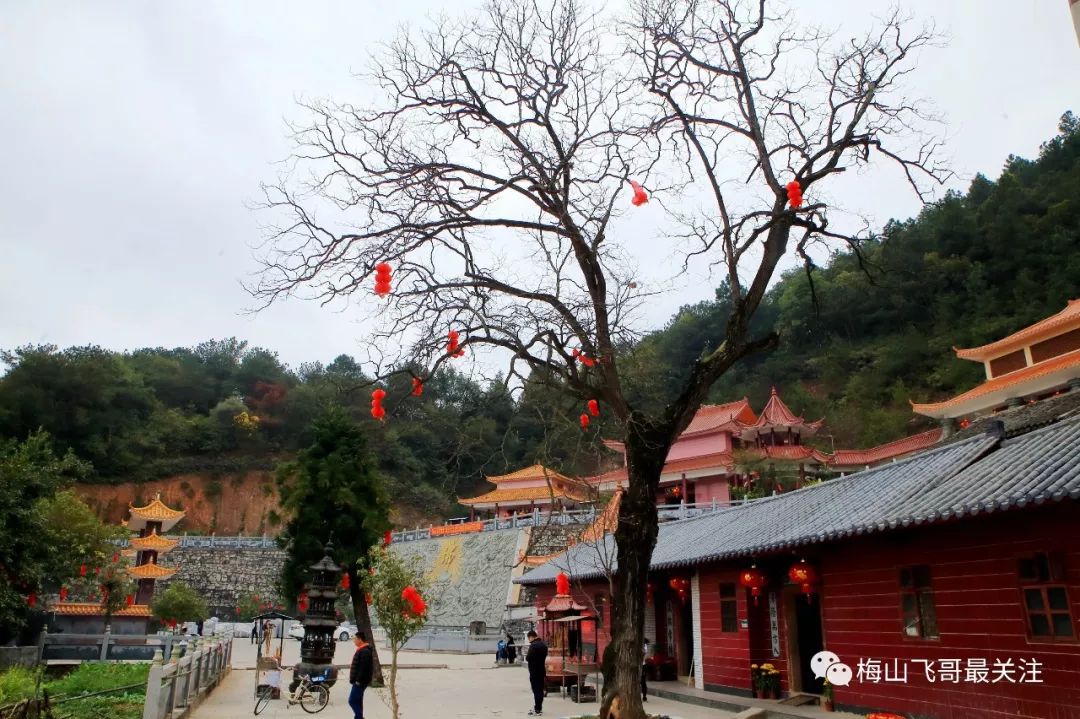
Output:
(348, 632), (374, 719)
(505, 634), (517, 664)
(641, 638), (650, 702)
(525, 630), (548, 716)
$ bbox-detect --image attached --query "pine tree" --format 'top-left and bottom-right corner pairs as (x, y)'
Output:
(276, 407), (390, 683)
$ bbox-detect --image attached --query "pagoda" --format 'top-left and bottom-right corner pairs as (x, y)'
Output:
(295, 542), (343, 685)
(458, 464), (591, 519)
(52, 493), (184, 634)
(127, 494), (183, 604)
(912, 299), (1080, 429)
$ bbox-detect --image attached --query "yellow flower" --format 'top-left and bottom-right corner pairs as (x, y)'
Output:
(761, 663), (775, 671)
(751, 664), (759, 670)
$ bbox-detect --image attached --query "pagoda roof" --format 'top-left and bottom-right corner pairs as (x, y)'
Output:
(681, 400), (757, 437)
(459, 482), (589, 507)
(129, 531), (180, 554)
(542, 595), (588, 613)
(742, 387), (824, 435)
(484, 464), (578, 485)
(128, 494), (185, 531)
(830, 428), (943, 468)
(758, 445), (831, 463)
(52, 602), (151, 617)
(129, 560), (178, 579)
(954, 299), (1080, 362)
(911, 349), (1080, 419)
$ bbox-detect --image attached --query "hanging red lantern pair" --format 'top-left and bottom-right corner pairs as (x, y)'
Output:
(787, 559), (819, 602)
(447, 330), (465, 358)
(786, 180), (803, 209)
(668, 576), (690, 602)
(629, 180), (649, 206)
(374, 262), (392, 297)
(739, 566), (768, 605)
(411, 377), (424, 396)
(371, 388), (386, 421)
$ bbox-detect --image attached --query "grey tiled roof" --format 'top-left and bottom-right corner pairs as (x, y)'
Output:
(943, 390), (1080, 443)
(518, 417), (1080, 585)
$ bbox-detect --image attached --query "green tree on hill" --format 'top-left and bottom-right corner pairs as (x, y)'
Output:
(275, 407), (390, 683)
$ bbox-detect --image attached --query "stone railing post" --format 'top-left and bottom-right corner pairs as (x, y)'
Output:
(99, 628), (112, 661)
(163, 634), (173, 662)
(142, 650), (164, 719)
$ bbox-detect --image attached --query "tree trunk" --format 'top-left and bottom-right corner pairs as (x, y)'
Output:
(389, 645), (400, 719)
(348, 566), (385, 685)
(600, 427), (666, 719)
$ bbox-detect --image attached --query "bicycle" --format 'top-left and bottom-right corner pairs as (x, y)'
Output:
(254, 673), (329, 715)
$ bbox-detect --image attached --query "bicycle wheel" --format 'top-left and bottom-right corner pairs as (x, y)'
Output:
(299, 683), (329, 714)
(253, 686), (274, 715)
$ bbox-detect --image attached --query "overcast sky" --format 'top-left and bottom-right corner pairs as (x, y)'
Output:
(1, 1), (1077, 372)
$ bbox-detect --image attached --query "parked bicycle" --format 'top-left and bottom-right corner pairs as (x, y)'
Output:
(254, 673), (329, 715)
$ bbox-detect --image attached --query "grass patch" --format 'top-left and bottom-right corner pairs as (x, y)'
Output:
(0, 663), (148, 717)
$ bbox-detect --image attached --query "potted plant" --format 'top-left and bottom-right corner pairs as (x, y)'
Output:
(763, 664), (781, 699)
(821, 677), (834, 711)
(750, 664), (765, 698)
(752, 663), (780, 699)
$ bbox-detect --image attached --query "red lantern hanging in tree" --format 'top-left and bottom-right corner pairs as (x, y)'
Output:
(374, 262), (393, 297)
(59, 587), (68, 601)
(79, 564), (87, 577)
(126, 594), (135, 607)
(786, 180), (803, 209)
(371, 388), (386, 421)
(629, 179), (649, 206)
(739, 566), (768, 605)
(447, 330), (465, 358)
(383, 530), (393, 547)
(787, 559), (819, 601)
(26, 593), (37, 608)
(587, 399), (600, 417)
(555, 572), (571, 596)
(341, 573), (350, 590)
(411, 377), (424, 396)
(579, 413), (590, 430)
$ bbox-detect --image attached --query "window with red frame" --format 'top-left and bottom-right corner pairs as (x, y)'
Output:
(899, 565), (939, 639)
(1018, 552), (1075, 640)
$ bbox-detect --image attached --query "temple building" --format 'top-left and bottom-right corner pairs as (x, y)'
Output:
(913, 298), (1080, 428)
(458, 464), (592, 519)
(51, 493), (184, 634)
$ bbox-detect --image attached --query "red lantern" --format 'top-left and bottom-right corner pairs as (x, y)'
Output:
(739, 566), (768, 605)
(786, 180), (803, 209)
(629, 180), (649, 206)
(341, 573), (350, 590)
(126, 594), (135, 607)
(447, 330), (465, 358)
(371, 388), (386, 421)
(383, 530), (393, 547)
(298, 592), (308, 613)
(587, 399), (600, 417)
(555, 572), (571, 596)
(668, 576), (690, 602)
(79, 564), (87, 577)
(374, 262), (392, 297)
(112, 553), (119, 563)
(27, 593), (37, 608)
(787, 559), (819, 601)
(59, 587), (68, 601)
(579, 413), (590, 430)
(411, 377), (423, 396)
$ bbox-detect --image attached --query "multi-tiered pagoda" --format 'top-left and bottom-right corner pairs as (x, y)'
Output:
(52, 493), (184, 634)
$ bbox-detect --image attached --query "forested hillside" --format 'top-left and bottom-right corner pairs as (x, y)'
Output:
(625, 113), (1080, 447)
(1, 114), (1076, 518)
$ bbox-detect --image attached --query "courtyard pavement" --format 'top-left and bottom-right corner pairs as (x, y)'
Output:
(191, 638), (737, 718)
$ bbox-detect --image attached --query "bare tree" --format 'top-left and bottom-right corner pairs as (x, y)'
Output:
(252, 1), (947, 717)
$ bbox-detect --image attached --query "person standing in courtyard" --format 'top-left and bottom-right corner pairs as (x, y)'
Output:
(641, 638), (650, 702)
(348, 632), (374, 719)
(525, 630), (548, 716)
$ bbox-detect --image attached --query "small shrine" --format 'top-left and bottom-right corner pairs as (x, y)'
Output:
(52, 493), (184, 634)
(534, 572), (599, 699)
(459, 464), (591, 519)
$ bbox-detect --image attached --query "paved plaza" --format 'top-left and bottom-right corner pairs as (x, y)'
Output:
(192, 639), (736, 718)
